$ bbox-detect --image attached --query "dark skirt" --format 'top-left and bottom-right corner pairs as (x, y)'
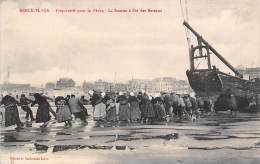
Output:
(154, 104), (166, 120)
(106, 106), (116, 122)
(56, 105), (72, 123)
(5, 105), (21, 127)
(119, 104), (130, 121)
(36, 103), (50, 123)
(143, 102), (155, 118)
(130, 102), (141, 121)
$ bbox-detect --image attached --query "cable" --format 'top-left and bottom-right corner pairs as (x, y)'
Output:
(180, 0), (191, 48)
(185, 0), (189, 22)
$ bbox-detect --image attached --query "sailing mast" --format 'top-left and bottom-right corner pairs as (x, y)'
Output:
(183, 21), (243, 78)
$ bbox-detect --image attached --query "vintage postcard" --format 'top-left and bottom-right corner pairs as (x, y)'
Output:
(0, 0), (260, 163)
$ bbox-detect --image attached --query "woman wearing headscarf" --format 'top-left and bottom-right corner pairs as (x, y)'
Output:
(0, 95), (24, 129)
(142, 95), (155, 123)
(92, 92), (106, 121)
(104, 94), (117, 122)
(55, 96), (72, 128)
(31, 93), (56, 128)
(128, 92), (141, 122)
(153, 96), (166, 121)
(117, 92), (130, 122)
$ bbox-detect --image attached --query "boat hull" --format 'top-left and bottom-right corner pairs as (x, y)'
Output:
(186, 69), (260, 111)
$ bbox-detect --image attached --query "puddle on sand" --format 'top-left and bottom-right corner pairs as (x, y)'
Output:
(190, 134), (260, 141)
(56, 132), (72, 135)
(51, 145), (132, 152)
(35, 139), (49, 142)
(105, 133), (178, 143)
(32, 133), (178, 153)
(34, 143), (49, 152)
(2, 135), (31, 142)
(53, 145), (81, 152)
(201, 123), (220, 126)
(87, 145), (113, 150)
(192, 136), (231, 140)
(115, 146), (126, 150)
(188, 146), (259, 150)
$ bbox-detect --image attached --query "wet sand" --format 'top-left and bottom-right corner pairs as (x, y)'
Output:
(0, 108), (260, 164)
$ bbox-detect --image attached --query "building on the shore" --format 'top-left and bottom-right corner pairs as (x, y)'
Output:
(93, 79), (112, 92)
(82, 79), (128, 92)
(151, 77), (176, 93)
(175, 80), (193, 93)
(82, 77), (192, 94)
(56, 78), (75, 89)
(83, 79), (113, 92)
(237, 66), (260, 80)
(45, 82), (56, 90)
(114, 83), (128, 92)
(128, 79), (151, 92)
(246, 67), (260, 79)
(0, 83), (32, 93)
(82, 81), (95, 91)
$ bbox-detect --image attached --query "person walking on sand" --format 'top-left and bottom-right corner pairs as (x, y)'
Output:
(20, 94), (35, 121)
(0, 95), (24, 129)
(31, 93), (56, 128)
(68, 94), (87, 124)
(55, 96), (72, 128)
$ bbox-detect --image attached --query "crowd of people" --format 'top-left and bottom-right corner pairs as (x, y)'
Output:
(0, 90), (260, 130)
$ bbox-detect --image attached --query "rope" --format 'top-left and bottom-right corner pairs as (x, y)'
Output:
(185, 0), (189, 22)
(179, 0), (186, 21)
(184, 0), (190, 40)
(180, 0), (191, 48)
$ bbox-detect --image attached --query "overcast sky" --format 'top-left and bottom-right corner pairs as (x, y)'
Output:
(0, 0), (259, 87)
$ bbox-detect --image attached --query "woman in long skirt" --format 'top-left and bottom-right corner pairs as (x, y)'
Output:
(1, 95), (24, 129)
(117, 93), (130, 122)
(105, 98), (117, 122)
(137, 92), (146, 120)
(153, 97), (166, 121)
(55, 96), (72, 128)
(128, 93), (141, 122)
(31, 93), (56, 128)
(143, 95), (155, 123)
(93, 97), (106, 121)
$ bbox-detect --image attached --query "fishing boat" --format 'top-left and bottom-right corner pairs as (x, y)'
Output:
(183, 21), (260, 111)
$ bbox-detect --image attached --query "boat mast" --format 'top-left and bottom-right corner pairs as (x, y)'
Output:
(183, 21), (243, 78)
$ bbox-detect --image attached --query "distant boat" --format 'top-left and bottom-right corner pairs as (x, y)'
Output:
(183, 21), (260, 111)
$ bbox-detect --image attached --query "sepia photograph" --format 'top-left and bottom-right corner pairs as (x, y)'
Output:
(0, 0), (260, 163)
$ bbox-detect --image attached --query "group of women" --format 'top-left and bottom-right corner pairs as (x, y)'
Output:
(90, 91), (162, 123)
(0, 93), (56, 129)
(0, 90), (210, 130)
(89, 91), (204, 123)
